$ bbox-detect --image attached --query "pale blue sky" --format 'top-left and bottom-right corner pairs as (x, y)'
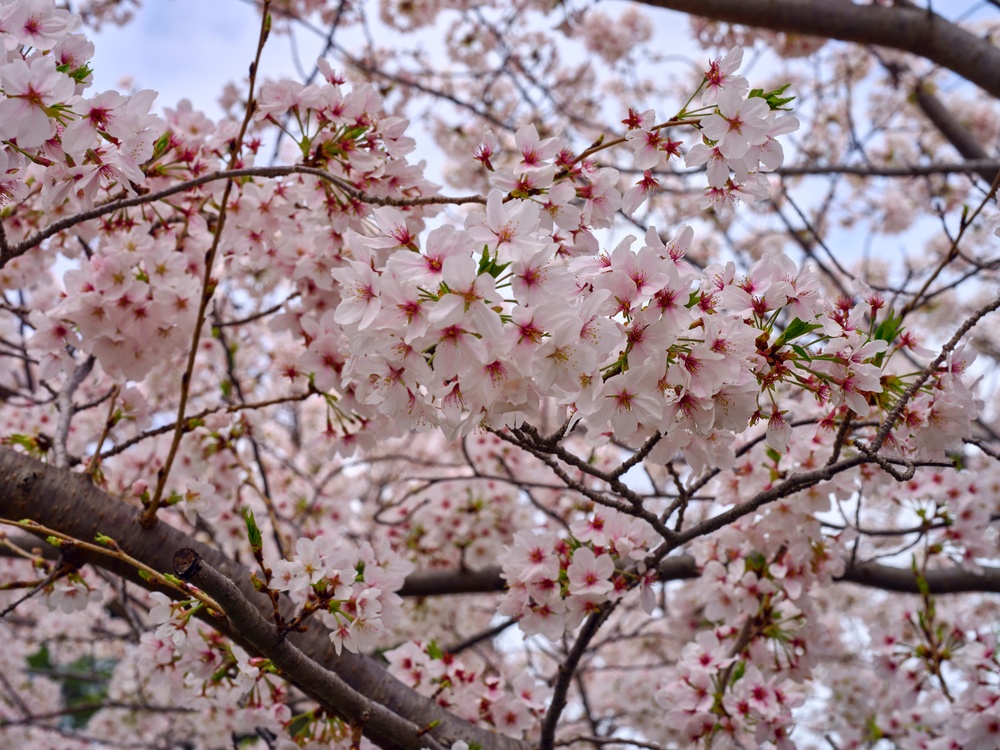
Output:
(88, 1), (314, 120)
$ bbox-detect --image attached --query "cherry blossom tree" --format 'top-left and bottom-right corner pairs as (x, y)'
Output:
(2, 1), (1000, 749)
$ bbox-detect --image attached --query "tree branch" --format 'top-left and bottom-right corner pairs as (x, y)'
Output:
(9, 522), (999, 598)
(172, 548), (446, 750)
(0, 447), (527, 750)
(399, 556), (1000, 597)
(775, 159), (1000, 178)
(4, 166), (484, 267)
(642, 0), (1000, 99)
(8, 507), (1000, 599)
(836, 560), (1000, 594)
(913, 83), (998, 182)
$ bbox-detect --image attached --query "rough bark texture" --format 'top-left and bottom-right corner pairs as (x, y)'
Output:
(173, 548), (446, 750)
(0, 447), (528, 750)
(642, 0), (1000, 100)
(912, 83), (1000, 183)
(2, 440), (996, 749)
(400, 556), (1000, 597)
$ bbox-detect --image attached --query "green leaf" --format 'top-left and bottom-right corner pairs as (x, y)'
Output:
(476, 245), (512, 279)
(477, 246), (492, 276)
(56, 62), (93, 83)
(27, 645), (52, 669)
(729, 660), (746, 685)
(243, 508), (263, 552)
(425, 640), (444, 660)
(773, 318), (823, 349)
(1, 433), (49, 458)
(872, 309), (904, 366)
(94, 533), (119, 550)
(749, 82), (796, 110)
(910, 555), (931, 597)
(873, 309), (903, 344)
(745, 551), (767, 573)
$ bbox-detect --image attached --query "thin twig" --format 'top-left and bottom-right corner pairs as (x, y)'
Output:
(143, 4), (277, 526)
(53, 356), (95, 469)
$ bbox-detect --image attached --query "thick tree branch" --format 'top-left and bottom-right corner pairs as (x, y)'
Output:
(837, 560), (1000, 594)
(913, 83), (999, 182)
(172, 548), (446, 750)
(9, 523), (1000, 598)
(642, 0), (1000, 100)
(776, 159), (1000, 178)
(400, 567), (517, 597)
(0, 447), (527, 750)
(399, 556), (1000, 597)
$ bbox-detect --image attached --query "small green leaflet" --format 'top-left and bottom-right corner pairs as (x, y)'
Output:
(243, 508), (263, 552)
(477, 246), (511, 279)
(748, 83), (795, 111)
(772, 318), (823, 350)
(872, 309), (904, 366)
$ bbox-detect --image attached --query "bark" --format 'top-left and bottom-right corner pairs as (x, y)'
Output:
(173, 548), (446, 750)
(775, 160), (1000, 178)
(913, 83), (1000, 182)
(641, 0), (1000, 100)
(4, 446), (998, 750)
(401, 556), (1000, 597)
(838, 559), (1000, 594)
(0, 447), (527, 750)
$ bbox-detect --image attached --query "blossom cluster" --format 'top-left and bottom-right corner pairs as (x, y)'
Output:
(335, 190), (961, 468)
(387, 640), (551, 737)
(267, 535), (413, 656)
(496, 509), (658, 638)
(131, 596), (291, 742)
(0, 0), (161, 211)
(2, 3), (999, 750)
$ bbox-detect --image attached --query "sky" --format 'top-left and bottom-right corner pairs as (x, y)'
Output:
(88, 1), (316, 121)
(83, 0), (998, 280)
(81, 0), (707, 202)
(85, 0), (704, 124)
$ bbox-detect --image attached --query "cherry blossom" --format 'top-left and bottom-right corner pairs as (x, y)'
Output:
(1, 3), (999, 750)
(0, 55), (75, 147)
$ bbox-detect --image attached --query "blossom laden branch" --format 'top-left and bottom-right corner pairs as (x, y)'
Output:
(869, 295), (1000, 454)
(2, 0), (1000, 746)
(140, 2), (277, 527)
(643, 0), (1000, 98)
(172, 547), (448, 750)
(2, 164), (485, 268)
(0, 447), (530, 750)
(0, 517), (222, 613)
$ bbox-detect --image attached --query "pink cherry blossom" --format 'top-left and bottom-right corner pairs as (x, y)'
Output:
(700, 88), (772, 160)
(0, 55), (75, 147)
(567, 546), (615, 597)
